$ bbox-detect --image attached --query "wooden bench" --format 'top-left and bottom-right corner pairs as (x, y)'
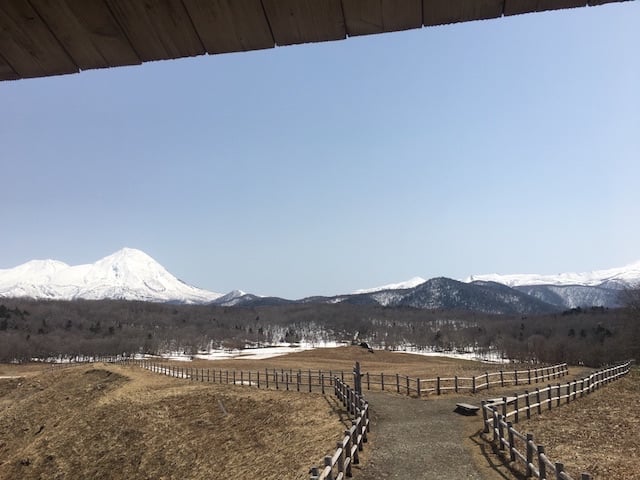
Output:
(455, 403), (480, 415)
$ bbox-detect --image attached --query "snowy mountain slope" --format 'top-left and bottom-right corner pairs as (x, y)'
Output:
(513, 284), (623, 309)
(0, 248), (222, 304)
(398, 278), (558, 314)
(463, 260), (640, 309)
(465, 260), (640, 288)
(353, 276), (426, 294)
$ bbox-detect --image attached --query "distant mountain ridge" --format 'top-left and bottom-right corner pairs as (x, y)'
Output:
(353, 276), (426, 294)
(463, 261), (640, 309)
(1, 249), (636, 313)
(464, 261), (640, 288)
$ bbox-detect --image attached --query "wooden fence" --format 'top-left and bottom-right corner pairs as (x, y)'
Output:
(119, 358), (569, 397)
(121, 358), (370, 480)
(482, 360), (633, 480)
(330, 363), (568, 397)
(309, 377), (370, 480)
(127, 358), (344, 394)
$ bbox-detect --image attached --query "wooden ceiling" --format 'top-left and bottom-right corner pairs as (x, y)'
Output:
(0, 0), (632, 81)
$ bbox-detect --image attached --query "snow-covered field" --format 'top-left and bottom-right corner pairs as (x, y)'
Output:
(148, 341), (347, 362)
(144, 342), (511, 364)
(390, 346), (510, 364)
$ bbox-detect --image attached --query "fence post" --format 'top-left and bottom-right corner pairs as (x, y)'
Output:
(515, 368), (518, 386)
(336, 441), (345, 476)
(455, 375), (459, 393)
(472, 376), (476, 393)
(437, 376), (441, 395)
(396, 374), (400, 393)
(538, 445), (546, 479)
(406, 376), (410, 396)
(344, 429), (352, 476)
(417, 378), (421, 397)
(508, 422), (515, 462)
(525, 390), (531, 419)
(536, 388), (541, 415)
(528, 368), (531, 384)
(500, 370), (504, 387)
(351, 423), (360, 464)
(498, 414), (505, 450)
(485, 372), (490, 390)
(526, 433), (534, 477)
(321, 374), (325, 394)
(514, 394), (519, 423)
(482, 401), (489, 433)
(324, 456), (333, 480)
(381, 373), (384, 391)
(556, 462), (565, 480)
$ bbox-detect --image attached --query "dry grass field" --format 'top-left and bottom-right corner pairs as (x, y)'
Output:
(1, 348), (627, 480)
(516, 367), (639, 479)
(0, 363), (347, 480)
(188, 345), (509, 378)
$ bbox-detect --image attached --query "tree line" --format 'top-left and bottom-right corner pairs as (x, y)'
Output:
(0, 293), (637, 367)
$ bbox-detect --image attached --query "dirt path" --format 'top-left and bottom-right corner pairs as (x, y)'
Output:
(352, 392), (511, 480)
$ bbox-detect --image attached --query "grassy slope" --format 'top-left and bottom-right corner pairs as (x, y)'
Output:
(516, 367), (639, 479)
(0, 364), (345, 480)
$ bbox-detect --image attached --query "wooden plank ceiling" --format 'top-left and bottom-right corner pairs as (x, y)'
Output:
(0, 0), (632, 81)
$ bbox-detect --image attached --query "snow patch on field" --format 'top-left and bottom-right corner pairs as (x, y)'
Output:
(391, 346), (511, 364)
(148, 341), (347, 361)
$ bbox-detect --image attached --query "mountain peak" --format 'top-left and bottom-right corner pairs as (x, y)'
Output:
(100, 247), (157, 264)
(0, 248), (222, 303)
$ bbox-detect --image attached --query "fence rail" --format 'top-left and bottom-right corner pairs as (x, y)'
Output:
(46, 356), (570, 397)
(482, 360), (633, 480)
(310, 377), (369, 480)
(349, 363), (568, 397)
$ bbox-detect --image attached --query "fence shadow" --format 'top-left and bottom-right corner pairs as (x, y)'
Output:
(468, 428), (525, 480)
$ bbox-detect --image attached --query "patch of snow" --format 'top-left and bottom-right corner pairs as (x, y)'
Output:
(389, 346), (511, 364)
(145, 341), (346, 362)
(464, 260), (640, 288)
(354, 276), (426, 294)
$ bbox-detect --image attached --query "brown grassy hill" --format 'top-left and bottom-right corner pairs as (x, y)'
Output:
(0, 364), (345, 480)
(516, 367), (640, 479)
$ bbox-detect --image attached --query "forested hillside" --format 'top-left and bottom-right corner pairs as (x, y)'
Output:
(0, 298), (637, 367)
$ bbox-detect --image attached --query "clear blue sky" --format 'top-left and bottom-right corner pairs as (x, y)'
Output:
(1, 3), (639, 299)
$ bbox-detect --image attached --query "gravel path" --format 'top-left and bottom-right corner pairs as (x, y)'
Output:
(353, 392), (506, 480)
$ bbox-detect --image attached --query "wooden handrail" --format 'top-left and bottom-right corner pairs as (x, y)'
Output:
(482, 360), (633, 480)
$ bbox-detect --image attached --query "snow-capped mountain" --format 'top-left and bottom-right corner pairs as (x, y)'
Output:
(464, 261), (640, 288)
(353, 276), (426, 294)
(0, 248), (223, 304)
(464, 261), (640, 309)
(212, 289), (265, 307)
(2, 250), (635, 311)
